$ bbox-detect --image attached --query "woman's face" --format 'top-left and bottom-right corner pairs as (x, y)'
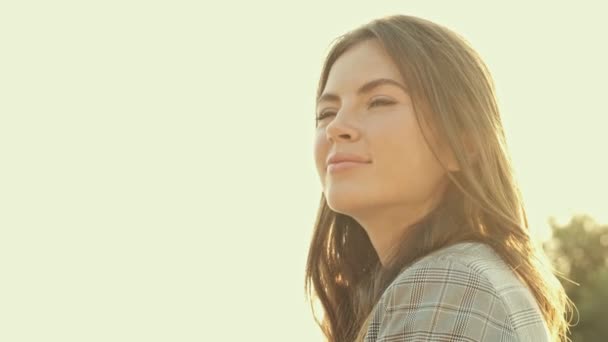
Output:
(314, 39), (456, 220)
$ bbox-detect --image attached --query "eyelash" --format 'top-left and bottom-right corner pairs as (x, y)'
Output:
(316, 99), (395, 121)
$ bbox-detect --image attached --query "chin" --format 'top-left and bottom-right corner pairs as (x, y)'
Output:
(324, 191), (370, 216)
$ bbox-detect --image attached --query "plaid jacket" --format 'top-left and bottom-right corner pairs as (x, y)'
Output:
(364, 241), (552, 342)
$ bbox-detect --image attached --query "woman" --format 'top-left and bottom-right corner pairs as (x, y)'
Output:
(305, 15), (573, 341)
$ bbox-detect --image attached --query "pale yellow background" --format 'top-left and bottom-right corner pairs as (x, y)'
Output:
(1, 1), (606, 341)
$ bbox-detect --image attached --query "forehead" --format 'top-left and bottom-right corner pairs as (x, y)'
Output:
(324, 39), (405, 91)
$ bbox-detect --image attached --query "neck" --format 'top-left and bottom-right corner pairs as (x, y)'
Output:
(353, 191), (447, 267)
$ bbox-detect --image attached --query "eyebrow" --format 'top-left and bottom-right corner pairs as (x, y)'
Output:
(316, 78), (408, 105)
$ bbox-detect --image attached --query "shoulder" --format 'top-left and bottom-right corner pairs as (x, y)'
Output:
(365, 242), (551, 342)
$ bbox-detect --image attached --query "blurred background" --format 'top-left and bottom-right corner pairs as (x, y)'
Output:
(1, 0), (606, 341)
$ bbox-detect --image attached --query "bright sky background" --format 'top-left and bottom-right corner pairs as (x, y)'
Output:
(1, 1), (607, 341)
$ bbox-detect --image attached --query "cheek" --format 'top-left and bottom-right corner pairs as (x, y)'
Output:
(313, 133), (329, 174)
(374, 123), (444, 191)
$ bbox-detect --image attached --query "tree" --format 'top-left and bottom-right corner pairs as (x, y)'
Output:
(543, 214), (608, 342)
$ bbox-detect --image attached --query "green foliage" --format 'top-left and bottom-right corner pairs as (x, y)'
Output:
(543, 215), (608, 342)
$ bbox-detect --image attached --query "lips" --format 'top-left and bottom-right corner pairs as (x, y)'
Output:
(326, 152), (372, 168)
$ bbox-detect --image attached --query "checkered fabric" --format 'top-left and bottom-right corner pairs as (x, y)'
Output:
(364, 242), (552, 341)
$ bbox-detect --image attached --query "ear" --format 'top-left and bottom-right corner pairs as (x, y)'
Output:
(442, 134), (476, 172)
(462, 134), (477, 163)
(444, 147), (460, 172)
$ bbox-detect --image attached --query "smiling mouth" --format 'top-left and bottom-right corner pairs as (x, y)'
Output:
(327, 161), (370, 173)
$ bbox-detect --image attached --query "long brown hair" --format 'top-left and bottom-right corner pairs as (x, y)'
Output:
(305, 15), (573, 342)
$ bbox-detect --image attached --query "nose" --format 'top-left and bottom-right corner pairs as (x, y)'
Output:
(325, 113), (361, 143)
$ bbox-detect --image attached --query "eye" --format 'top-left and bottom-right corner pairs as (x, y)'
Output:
(315, 98), (396, 124)
(369, 98), (396, 108)
(316, 110), (336, 121)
